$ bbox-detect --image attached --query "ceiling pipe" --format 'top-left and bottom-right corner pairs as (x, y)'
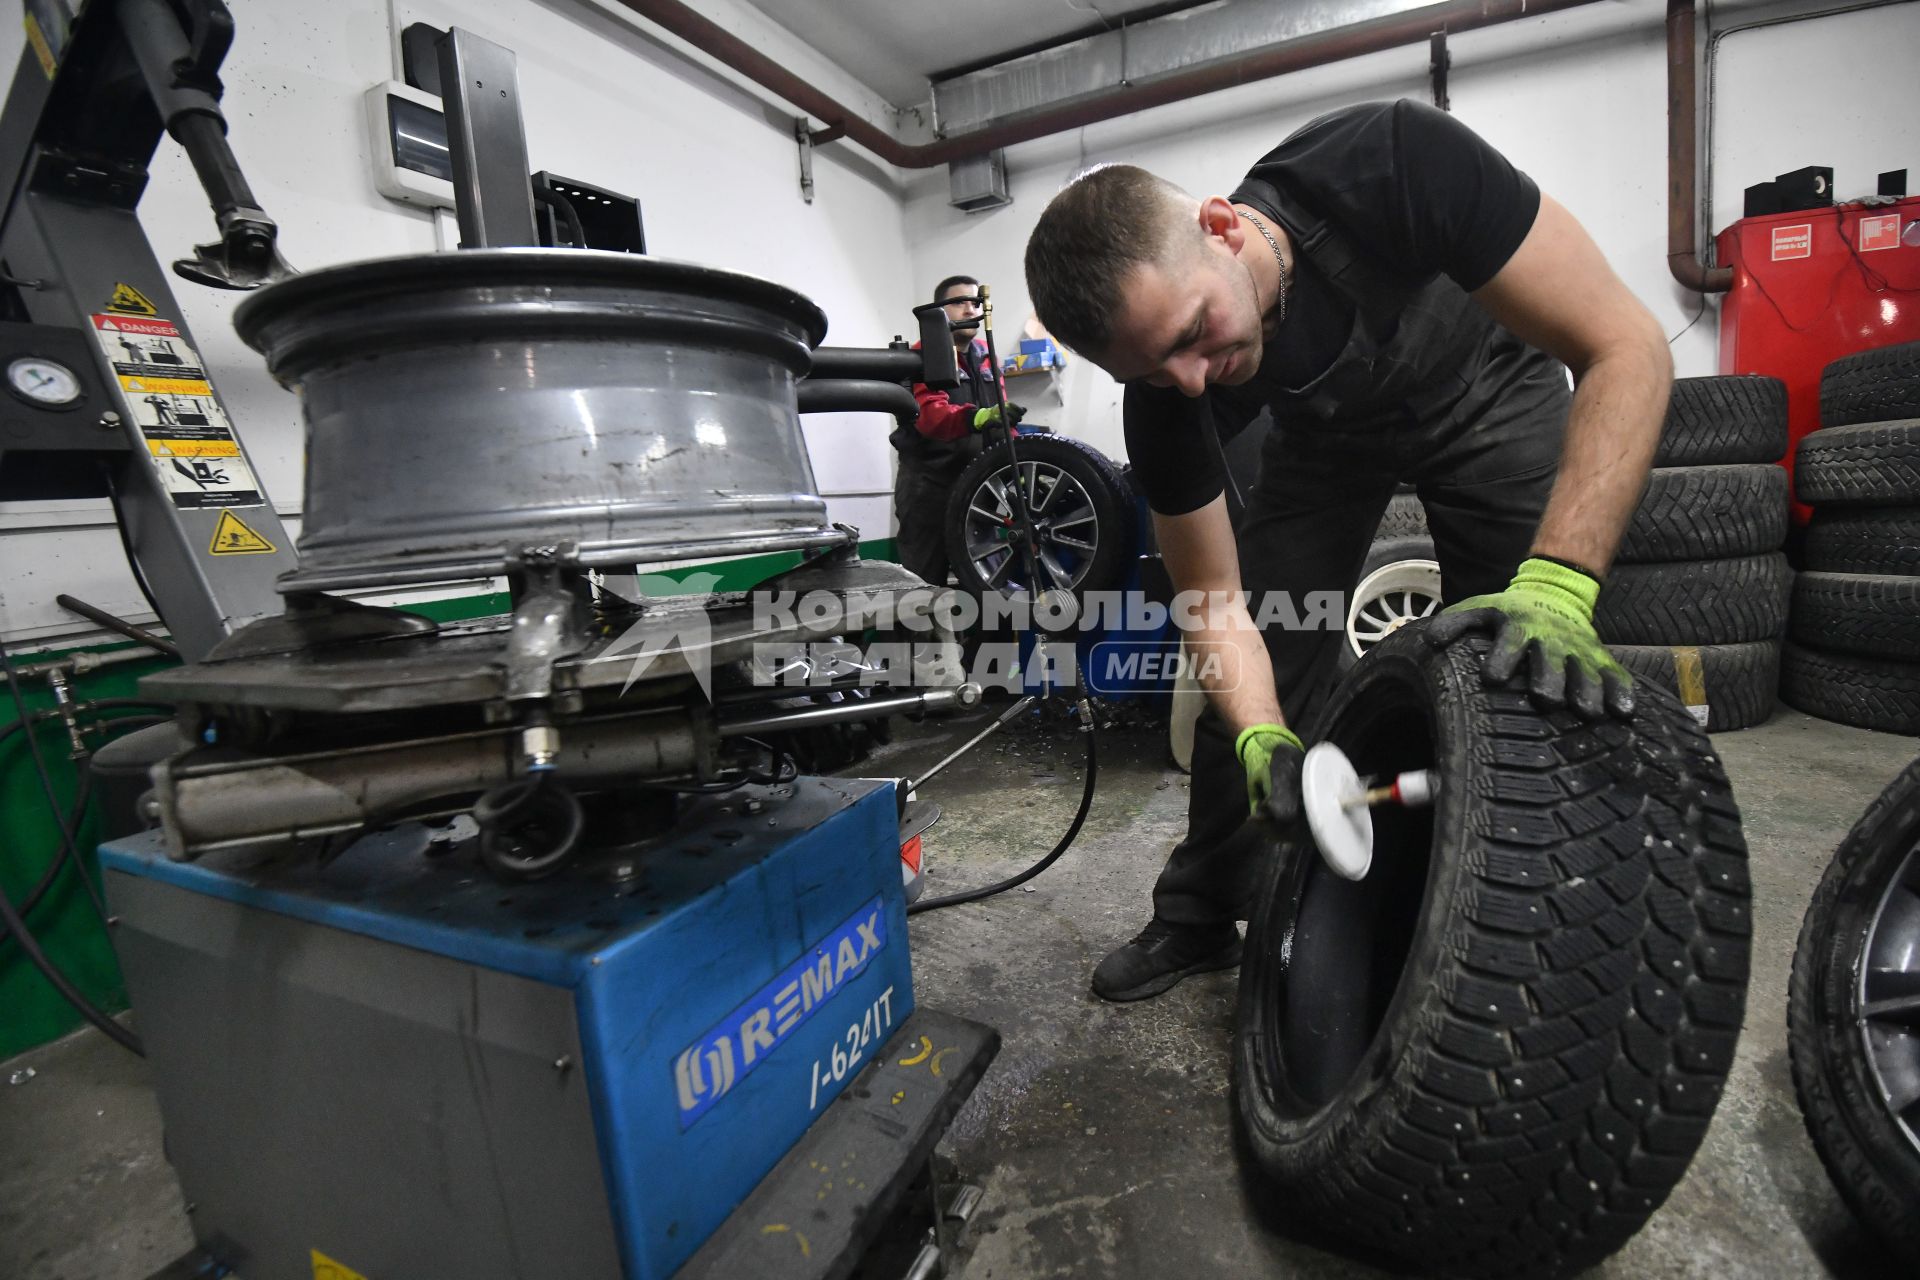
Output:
(612, 0), (1608, 170)
(1667, 0), (1733, 292)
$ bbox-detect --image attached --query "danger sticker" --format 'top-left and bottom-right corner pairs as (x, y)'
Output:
(93, 316), (205, 380)
(1770, 224), (1813, 261)
(87, 312), (264, 509)
(1860, 213), (1902, 253)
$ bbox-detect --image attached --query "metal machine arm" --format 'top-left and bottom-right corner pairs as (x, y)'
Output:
(115, 0), (293, 288)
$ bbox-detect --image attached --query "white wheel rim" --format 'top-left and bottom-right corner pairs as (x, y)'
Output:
(1346, 558), (1444, 660)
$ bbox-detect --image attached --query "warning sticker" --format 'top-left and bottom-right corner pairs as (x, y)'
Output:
(1770, 224), (1813, 261)
(1861, 213), (1902, 253)
(89, 313), (264, 509)
(106, 282), (159, 315)
(209, 509), (276, 555)
(311, 1249), (371, 1280)
(146, 437), (239, 458)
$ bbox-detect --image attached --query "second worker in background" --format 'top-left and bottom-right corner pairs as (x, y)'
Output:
(892, 274), (1022, 587)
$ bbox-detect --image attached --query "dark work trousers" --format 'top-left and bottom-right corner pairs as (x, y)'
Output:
(894, 460), (961, 587)
(1152, 353), (1573, 926)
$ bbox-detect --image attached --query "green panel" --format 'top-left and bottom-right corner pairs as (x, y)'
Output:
(1, 643), (176, 1060)
(0, 538), (900, 1059)
(643, 537), (901, 593)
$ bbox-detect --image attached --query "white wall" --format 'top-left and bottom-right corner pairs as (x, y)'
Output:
(0, 0), (914, 646)
(1707, 2), (1920, 238)
(900, 0), (1920, 464)
(4, 0), (1915, 646)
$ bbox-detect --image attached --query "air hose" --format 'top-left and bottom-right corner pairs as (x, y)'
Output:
(907, 696), (1097, 915)
(0, 635), (153, 1057)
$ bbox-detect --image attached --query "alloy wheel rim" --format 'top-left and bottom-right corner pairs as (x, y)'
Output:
(1347, 558), (1444, 660)
(961, 460), (1101, 596)
(1860, 837), (1920, 1160)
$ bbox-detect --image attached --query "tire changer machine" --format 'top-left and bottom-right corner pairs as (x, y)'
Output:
(1, 5), (999, 1276)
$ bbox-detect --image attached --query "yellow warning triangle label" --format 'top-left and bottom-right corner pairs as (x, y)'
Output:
(209, 509), (276, 555)
(311, 1249), (371, 1280)
(107, 282), (158, 316)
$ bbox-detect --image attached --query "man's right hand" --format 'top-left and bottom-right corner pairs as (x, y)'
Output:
(971, 403), (1026, 431)
(1235, 723), (1304, 828)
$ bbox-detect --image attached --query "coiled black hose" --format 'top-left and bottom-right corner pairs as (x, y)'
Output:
(0, 637), (161, 1057)
(907, 710), (1097, 915)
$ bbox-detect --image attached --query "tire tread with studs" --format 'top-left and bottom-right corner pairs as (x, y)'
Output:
(1234, 630), (1750, 1279)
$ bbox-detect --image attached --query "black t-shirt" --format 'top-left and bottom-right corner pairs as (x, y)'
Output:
(1123, 100), (1542, 515)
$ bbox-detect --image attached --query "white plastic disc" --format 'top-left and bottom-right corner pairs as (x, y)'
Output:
(1302, 742), (1372, 880)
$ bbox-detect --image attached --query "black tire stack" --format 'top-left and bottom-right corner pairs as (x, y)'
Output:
(1785, 341), (1920, 735)
(1598, 376), (1791, 732)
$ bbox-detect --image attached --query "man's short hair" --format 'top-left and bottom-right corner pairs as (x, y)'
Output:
(934, 274), (978, 303)
(1025, 165), (1193, 354)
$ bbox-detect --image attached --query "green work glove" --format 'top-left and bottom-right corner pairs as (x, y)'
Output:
(971, 403), (1026, 431)
(1235, 722), (1305, 826)
(1424, 557), (1634, 720)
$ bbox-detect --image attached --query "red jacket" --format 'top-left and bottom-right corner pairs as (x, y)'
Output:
(910, 338), (1007, 443)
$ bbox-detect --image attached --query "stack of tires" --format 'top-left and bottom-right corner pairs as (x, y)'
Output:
(1785, 341), (1920, 735)
(1597, 376), (1792, 731)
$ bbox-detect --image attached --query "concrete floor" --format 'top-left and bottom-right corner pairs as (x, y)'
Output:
(1, 705), (1914, 1279)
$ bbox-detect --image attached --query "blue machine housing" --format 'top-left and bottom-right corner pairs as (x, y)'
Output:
(100, 776), (911, 1280)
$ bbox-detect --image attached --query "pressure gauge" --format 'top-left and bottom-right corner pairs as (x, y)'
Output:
(7, 356), (83, 409)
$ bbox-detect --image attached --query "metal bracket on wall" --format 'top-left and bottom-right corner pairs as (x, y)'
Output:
(1429, 30), (1450, 112)
(795, 117), (815, 204)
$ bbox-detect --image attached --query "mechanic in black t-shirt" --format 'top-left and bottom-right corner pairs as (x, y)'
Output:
(1023, 101), (1672, 1002)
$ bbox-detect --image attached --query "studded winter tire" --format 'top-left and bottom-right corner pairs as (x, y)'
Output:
(1233, 628), (1751, 1278)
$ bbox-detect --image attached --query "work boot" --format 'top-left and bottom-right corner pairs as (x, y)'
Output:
(1090, 917), (1242, 1002)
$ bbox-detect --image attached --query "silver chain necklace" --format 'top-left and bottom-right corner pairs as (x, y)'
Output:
(1237, 209), (1289, 326)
